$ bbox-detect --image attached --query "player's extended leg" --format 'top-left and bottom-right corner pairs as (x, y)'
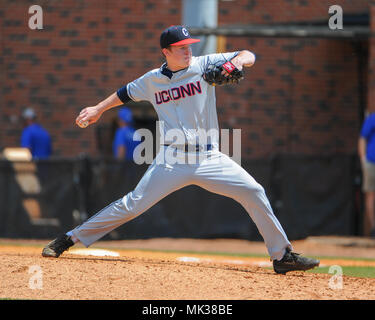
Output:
(192, 151), (319, 273)
(42, 158), (191, 256)
(192, 151), (290, 260)
(73, 162), (192, 247)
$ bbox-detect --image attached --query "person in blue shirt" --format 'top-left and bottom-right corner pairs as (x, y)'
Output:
(358, 111), (375, 237)
(21, 108), (52, 159)
(112, 107), (140, 162)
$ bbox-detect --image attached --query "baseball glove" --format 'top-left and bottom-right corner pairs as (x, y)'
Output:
(203, 60), (244, 86)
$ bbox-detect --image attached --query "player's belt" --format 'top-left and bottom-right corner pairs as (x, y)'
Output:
(162, 144), (213, 152)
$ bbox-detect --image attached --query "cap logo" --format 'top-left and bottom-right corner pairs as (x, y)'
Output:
(182, 28), (189, 37)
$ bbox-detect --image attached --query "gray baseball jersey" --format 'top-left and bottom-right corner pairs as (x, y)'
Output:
(70, 53), (292, 260)
(127, 52), (238, 146)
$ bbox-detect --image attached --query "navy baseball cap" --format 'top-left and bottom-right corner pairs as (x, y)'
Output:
(160, 25), (200, 49)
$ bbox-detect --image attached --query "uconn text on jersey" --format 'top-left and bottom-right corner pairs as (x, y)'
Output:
(155, 81), (202, 105)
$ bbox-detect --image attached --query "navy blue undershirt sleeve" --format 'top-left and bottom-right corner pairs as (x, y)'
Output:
(116, 84), (132, 104)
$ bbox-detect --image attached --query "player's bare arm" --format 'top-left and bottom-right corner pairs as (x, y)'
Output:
(232, 50), (256, 69)
(76, 92), (123, 128)
(204, 51), (252, 86)
(221, 50), (255, 77)
(358, 137), (367, 164)
(116, 145), (127, 160)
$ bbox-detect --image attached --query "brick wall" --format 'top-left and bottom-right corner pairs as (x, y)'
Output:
(0, 0), (180, 157)
(219, 37), (366, 157)
(0, 0), (370, 159)
(217, 0), (368, 158)
(219, 0), (368, 24)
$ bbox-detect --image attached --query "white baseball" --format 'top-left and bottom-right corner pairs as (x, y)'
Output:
(78, 120), (89, 128)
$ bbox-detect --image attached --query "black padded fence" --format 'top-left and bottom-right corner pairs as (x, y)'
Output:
(0, 154), (362, 240)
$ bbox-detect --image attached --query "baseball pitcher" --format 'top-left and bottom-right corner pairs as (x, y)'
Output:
(42, 26), (319, 274)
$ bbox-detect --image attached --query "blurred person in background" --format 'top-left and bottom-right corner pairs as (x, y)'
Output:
(21, 108), (52, 159)
(358, 110), (375, 238)
(112, 106), (141, 162)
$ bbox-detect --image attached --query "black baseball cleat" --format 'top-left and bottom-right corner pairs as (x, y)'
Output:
(42, 234), (74, 258)
(273, 248), (320, 275)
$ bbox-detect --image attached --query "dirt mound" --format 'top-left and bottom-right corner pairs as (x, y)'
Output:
(1, 237), (375, 300)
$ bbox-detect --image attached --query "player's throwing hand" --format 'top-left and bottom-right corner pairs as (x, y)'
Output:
(75, 106), (102, 128)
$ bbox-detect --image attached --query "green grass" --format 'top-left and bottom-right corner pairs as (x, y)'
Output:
(307, 266), (375, 278)
(309, 255), (375, 262)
